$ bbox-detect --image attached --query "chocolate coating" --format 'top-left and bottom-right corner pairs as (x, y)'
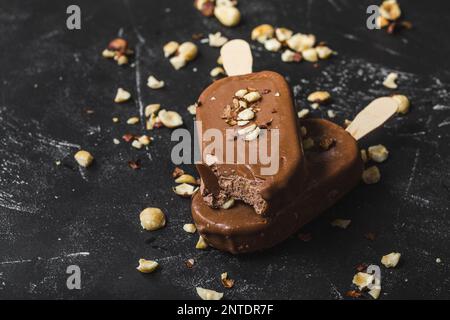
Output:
(191, 119), (363, 254)
(195, 71), (306, 215)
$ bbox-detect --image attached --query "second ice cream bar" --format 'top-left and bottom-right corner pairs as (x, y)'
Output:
(195, 71), (306, 215)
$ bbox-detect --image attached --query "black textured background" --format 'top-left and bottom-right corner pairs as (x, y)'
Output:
(0, 0), (449, 299)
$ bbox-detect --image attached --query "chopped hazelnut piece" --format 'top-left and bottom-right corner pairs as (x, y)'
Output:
(331, 219), (351, 229)
(307, 91), (331, 103)
(183, 223), (197, 233)
(102, 49), (116, 58)
(114, 88), (131, 103)
(158, 109), (183, 128)
(352, 272), (374, 290)
(392, 94), (410, 114)
(368, 144), (389, 163)
(210, 66), (225, 77)
(327, 110), (336, 118)
(362, 166), (381, 184)
(381, 252), (401, 268)
(74, 150), (94, 168)
(169, 55), (187, 70)
(361, 149), (368, 163)
(187, 103), (197, 115)
(302, 48), (318, 62)
(275, 27), (293, 42)
(175, 174), (197, 185)
(221, 272), (235, 289)
(297, 109), (310, 118)
(376, 15), (390, 28)
(178, 42), (198, 61)
(244, 126), (261, 141)
(379, 0), (401, 21)
(286, 33), (315, 52)
(281, 49), (299, 63)
(131, 140), (143, 149)
(136, 259), (159, 273)
(140, 207), (166, 231)
(243, 91), (261, 103)
(237, 120), (249, 126)
(113, 138), (120, 145)
(237, 108), (255, 121)
(221, 198), (235, 209)
(209, 32), (228, 47)
(315, 45), (333, 59)
(185, 258), (195, 268)
(138, 135), (151, 146)
(116, 54), (128, 65)
(251, 24), (274, 43)
(264, 38), (282, 52)
(196, 287), (223, 300)
(163, 41), (179, 58)
(147, 75), (165, 89)
(127, 116), (140, 125)
(172, 167), (185, 178)
(383, 72), (398, 89)
(196, 235), (208, 249)
(173, 183), (197, 197)
(214, 5), (240, 27)
(234, 89), (248, 98)
(145, 104), (161, 117)
(112, 117), (119, 123)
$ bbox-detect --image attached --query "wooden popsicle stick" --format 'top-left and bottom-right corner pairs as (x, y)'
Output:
(346, 97), (398, 141)
(220, 39), (253, 76)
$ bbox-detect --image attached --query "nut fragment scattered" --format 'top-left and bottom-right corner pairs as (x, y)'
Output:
(210, 66), (225, 77)
(221, 272), (235, 289)
(114, 88), (131, 103)
(264, 38), (282, 52)
(234, 89), (248, 98)
(331, 219), (352, 229)
(392, 94), (410, 114)
(352, 272), (374, 290)
(175, 174), (198, 185)
(281, 49), (301, 63)
(74, 150), (94, 168)
(362, 166), (381, 184)
(178, 42), (198, 61)
(187, 103), (198, 115)
(361, 149), (368, 163)
(307, 91), (331, 103)
(173, 183), (197, 197)
(381, 252), (401, 268)
(209, 32), (228, 47)
(147, 75), (165, 89)
(379, 0), (401, 21)
(140, 207), (166, 231)
(244, 126), (261, 141)
(302, 48), (318, 62)
(237, 108), (255, 121)
(183, 223), (197, 233)
(196, 287), (223, 300)
(163, 41), (179, 58)
(251, 24), (274, 43)
(214, 5), (241, 27)
(131, 140), (143, 149)
(383, 72), (398, 89)
(315, 45), (333, 59)
(287, 33), (315, 52)
(275, 27), (293, 42)
(368, 144), (389, 163)
(136, 259), (159, 273)
(127, 116), (140, 125)
(185, 258), (195, 268)
(169, 55), (187, 70)
(196, 235), (208, 249)
(138, 135), (151, 146)
(158, 109), (183, 128)
(145, 104), (161, 117)
(297, 109), (310, 118)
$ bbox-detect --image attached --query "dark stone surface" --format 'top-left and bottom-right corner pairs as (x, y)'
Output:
(0, 0), (449, 299)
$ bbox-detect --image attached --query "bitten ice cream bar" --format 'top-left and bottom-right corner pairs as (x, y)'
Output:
(192, 40), (398, 254)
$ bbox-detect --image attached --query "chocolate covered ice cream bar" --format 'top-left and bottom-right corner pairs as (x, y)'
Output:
(192, 118), (363, 253)
(195, 70), (306, 215)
